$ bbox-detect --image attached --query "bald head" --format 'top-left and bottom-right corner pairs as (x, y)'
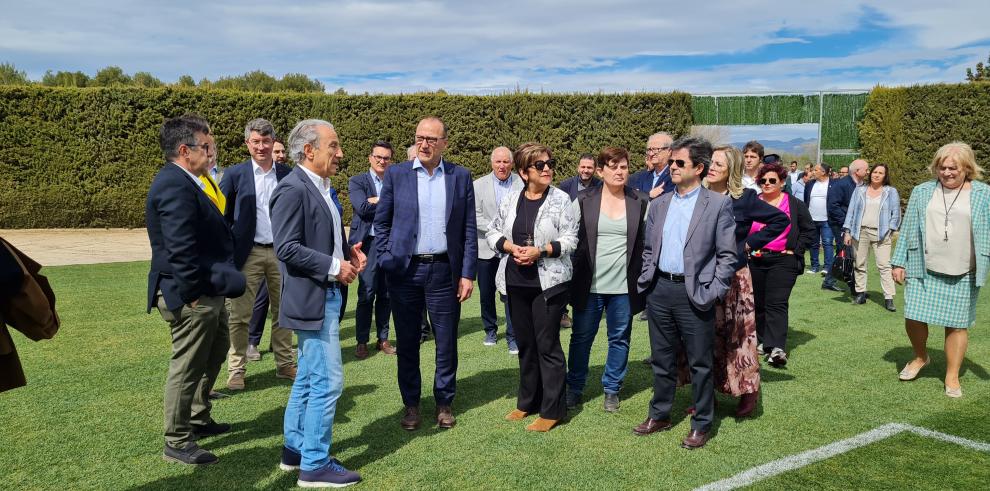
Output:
(850, 159), (869, 183)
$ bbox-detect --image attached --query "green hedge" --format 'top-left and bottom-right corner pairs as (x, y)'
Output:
(859, 83), (990, 200)
(0, 87), (691, 228)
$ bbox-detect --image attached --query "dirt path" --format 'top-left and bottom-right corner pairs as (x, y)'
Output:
(0, 229), (151, 266)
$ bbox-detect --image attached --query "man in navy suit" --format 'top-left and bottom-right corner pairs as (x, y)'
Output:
(219, 118), (295, 390)
(374, 117), (477, 431)
(272, 119), (364, 487)
(146, 114), (246, 465)
(632, 132), (674, 199)
(348, 141), (396, 359)
(558, 153), (602, 200)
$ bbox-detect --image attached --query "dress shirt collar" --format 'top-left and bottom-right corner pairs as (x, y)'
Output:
(252, 159), (275, 176)
(299, 164), (332, 194)
(171, 162), (205, 189)
(673, 184), (702, 200)
(369, 170), (384, 184)
(413, 157), (446, 175)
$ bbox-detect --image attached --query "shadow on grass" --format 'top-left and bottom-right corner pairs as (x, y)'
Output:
(786, 327), (816, 355)
(129, 383), (378, 490)
(882, 346), (989, 381)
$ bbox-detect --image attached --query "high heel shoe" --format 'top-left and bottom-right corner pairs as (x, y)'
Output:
(898, 357), (930, 381)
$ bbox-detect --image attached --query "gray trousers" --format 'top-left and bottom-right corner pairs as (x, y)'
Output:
(158, 294), (229, 449)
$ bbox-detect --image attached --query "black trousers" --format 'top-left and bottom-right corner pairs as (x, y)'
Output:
(645, 277), (715, 432)
(749, 253), (801, 352)
(507, 286), (568, 420)
(247, 279), (269, 346)
(355, 239), (390, 343)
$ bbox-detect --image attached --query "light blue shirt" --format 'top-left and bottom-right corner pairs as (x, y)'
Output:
(658, 185), (702, 275)
(369, 170), (384, 236)
(413, 158), (447, 254)
(493, 175), (513, 207)
(652, 166), (668, 189)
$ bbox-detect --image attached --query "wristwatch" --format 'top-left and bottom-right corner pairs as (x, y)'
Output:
(539, 246), (548, 258)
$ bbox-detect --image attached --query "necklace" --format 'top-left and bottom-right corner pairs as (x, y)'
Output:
(940, 182), (963, 242)
(522, 189), (543, 246)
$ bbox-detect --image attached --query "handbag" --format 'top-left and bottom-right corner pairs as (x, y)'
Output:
(831, 244), (855, 285)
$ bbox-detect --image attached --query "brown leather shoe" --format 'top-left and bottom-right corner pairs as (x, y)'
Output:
(276, 365), (297, 380)
(226, 372), (245, 390)
(735, 390), (758, 418)
(376, 340), (396, 355)
(632, 418), (672, 436)
(681, 429), (710, 449)
(436, 405), (456, 429)
(400, 406), (420, 431)
(355, 343), (369, 359)
(525, 417), (558, 432)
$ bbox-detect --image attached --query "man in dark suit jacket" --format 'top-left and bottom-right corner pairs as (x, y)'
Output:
(633, 136), (736, 450)
(146, 114), (246, 465)
(373, 117), (477, 431)
(632, 132), (674, 198)
(271, 119), (364, 486)
(348, 140), (396, 359)
(558, 153), (602, 200)
(823, 159), (868, 293)
(218, 118), (295, 390)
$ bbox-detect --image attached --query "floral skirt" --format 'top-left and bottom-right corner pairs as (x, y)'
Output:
(678, 267), (760, 396)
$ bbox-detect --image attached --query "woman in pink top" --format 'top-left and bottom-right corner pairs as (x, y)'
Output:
(748, 163), (816, 368)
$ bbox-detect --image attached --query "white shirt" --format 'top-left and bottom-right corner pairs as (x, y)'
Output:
(742, 174), (761, 193)
(298, 165), (344, 280)
(171, 162), (205, 190)
(809, 179), (829, 222)
(252, 160), (279, 244)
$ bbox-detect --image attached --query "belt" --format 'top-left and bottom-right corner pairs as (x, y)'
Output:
(656, 270), (685, 283)
(254, 242), (274, 248)
(412, 253), (449, 263)
(749, 249), (793, 258)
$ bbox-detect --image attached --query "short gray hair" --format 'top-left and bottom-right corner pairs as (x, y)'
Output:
(244, 118), (277, 140)
(288, 119), (334, 165)
(490, 146), (513, 163)
(648, 131), (672, 142)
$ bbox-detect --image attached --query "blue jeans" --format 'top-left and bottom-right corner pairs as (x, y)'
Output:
(810, 221), (835, 273)
(283, 287), (343, 471)
(566, 293), (632, 395)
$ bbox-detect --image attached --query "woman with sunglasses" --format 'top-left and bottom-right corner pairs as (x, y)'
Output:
(486, 142), (579, 431)
(685, 145), (789, 417)
(566, 147), (649, 413)
(841, 164), (900, 311)
(748, 162), (816, 368)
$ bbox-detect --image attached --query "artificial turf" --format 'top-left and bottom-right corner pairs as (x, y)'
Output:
(1, 259), (987, 489)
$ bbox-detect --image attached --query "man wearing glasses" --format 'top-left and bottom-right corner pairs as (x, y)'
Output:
(633, 132), (674, 199)
(219, 118), (296, 390)
(147, 114), (245, 464)
(348, 141), (397, 359)
(374, 117), (477, 431)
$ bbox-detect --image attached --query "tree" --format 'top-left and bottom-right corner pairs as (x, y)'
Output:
(280, 73), (325, 93)
(132, 71), (163, 88)
(0, 62), (30, 85)
(41, 70), (90, 87)
(965, 53), (990, 82)
(174, 75), (196, 87)
(90, 66), (132, 87)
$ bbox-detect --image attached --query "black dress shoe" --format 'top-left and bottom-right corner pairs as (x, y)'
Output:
(884, 299), (897, 312)
(191, 420), (231, 438)
(854, 293), (867, 304)
(632, 418), (673, 436)
(401, 406), (421, 431)
(821, 283), (842, 292)
(681, 429), (710, 449)
(163, 443), (218, 465)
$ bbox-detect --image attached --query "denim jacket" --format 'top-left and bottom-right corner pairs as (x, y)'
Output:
(841, 184), (900, 241)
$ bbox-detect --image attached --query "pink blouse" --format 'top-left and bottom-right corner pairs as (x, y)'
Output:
(749, 195), (792, 251)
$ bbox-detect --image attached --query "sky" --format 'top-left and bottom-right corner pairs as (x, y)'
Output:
(2, 1), (988, 95)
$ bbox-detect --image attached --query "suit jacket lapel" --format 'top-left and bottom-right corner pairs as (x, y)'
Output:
(583, 187), (602, 267)
(625, 189), (641, 268)
(685, 189), (710, 245)
(295, 166), (334, 224)
(444, 161), (455, 224)
(653, 193), (672, 251)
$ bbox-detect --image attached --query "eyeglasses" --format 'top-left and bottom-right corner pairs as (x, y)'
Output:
(415, 135), (445, 145)
(758, 177), (779, 185)
(667, 159), (689, 168)
(646, 146), (670, 155)
(247, 138), (273, 146)
(370, 155), (392, 162)
(529, 159), (556, 172)
(185, 142), (211, 152)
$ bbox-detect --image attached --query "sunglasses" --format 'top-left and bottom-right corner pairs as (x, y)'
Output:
(758, 177), (779, 185)
(529, 159), (556, 172)
(667, 159), (689, 168)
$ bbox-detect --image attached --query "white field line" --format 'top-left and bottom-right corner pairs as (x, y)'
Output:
(695, 423), (990, 491)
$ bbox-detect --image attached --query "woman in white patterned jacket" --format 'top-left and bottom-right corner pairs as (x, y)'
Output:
(486, 142), (579, 432)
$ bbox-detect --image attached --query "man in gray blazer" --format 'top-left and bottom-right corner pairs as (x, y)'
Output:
(271, 119), (365, 486)
(632, 136), (736, 450)
(473, 146), (523, 353)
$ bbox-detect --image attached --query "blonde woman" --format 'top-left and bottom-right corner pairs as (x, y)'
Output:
(892, 142), (990, 398)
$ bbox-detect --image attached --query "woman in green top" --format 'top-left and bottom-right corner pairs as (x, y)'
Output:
(566, 147), (650, 412)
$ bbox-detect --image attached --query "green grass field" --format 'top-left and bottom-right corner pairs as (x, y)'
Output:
(1, 260), (988, 490)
